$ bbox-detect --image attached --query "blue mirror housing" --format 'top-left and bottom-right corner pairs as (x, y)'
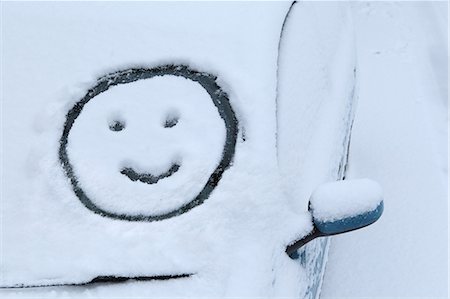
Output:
(313, 201), (384, 235)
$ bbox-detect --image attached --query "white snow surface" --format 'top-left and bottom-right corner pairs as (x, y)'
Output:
(1, 2), (319, 297)
(310, 179), (383, 222)
(3, 1), (446, 298)
(321, 2), (448, 298)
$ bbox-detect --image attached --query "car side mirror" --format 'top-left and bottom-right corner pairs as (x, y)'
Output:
(286, 179), (384, 259)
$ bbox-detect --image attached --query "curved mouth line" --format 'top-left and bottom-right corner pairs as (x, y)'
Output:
(120, 163), (180, 185)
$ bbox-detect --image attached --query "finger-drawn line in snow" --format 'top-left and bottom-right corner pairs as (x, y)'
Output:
(1, 274), (193, 289)
(120, 163), (181, 185)
(59, 65), (238, 222)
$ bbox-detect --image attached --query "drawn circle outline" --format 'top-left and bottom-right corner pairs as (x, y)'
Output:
(59, 65), (238, 222)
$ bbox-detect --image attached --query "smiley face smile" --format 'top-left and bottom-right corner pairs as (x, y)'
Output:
(120, 163), (180, 185)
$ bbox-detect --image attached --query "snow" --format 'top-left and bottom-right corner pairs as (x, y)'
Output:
(1, 1), (317, 297)
(320, 2), (448, 298)
(310, 179), (383, 222)
(2, 1), (446, 298)
(277, 2), (357, 212)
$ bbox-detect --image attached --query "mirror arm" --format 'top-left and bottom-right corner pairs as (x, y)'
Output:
(285, 227), (325, 259)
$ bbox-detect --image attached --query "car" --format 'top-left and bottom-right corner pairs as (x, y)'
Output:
(1, 2), (383, 298)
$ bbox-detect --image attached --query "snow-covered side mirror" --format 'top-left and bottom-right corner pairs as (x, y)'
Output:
(286, 179), (384, 259)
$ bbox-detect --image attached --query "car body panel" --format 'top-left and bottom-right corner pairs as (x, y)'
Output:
(2, 2), (357, 298)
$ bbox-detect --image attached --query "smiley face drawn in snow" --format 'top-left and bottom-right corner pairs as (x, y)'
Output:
(59, 65), (238, 221)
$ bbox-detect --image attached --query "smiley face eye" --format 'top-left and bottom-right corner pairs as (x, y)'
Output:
(109, 120), (125, 132)
(164, 116), (179, 128)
